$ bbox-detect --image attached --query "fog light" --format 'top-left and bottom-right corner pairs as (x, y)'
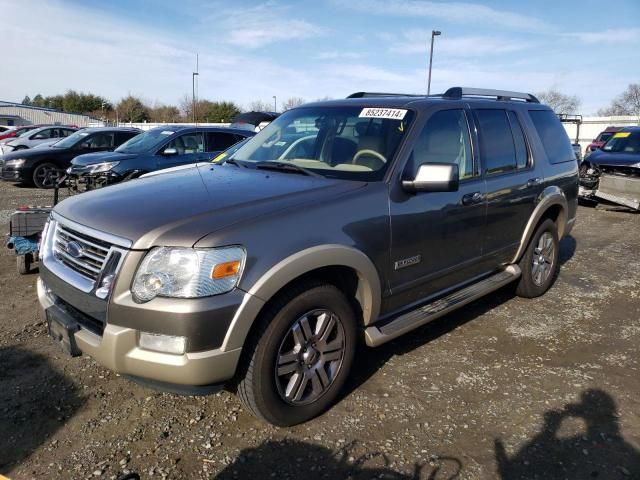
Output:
(138, 332), (186, 355)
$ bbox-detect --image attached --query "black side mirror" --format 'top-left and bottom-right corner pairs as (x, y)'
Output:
(402, 163), (459, 193)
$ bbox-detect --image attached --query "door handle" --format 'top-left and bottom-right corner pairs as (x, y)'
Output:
(462, 192), (483, 205)
(527, 177), (542, 187)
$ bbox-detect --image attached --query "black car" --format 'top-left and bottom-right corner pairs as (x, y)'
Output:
(67, 126), (254, 186)
(0, 127), (141, 188)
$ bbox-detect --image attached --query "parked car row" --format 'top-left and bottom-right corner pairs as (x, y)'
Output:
(0, 124), (256, 189)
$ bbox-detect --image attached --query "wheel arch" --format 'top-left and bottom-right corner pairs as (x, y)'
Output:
(221, 245), (382, 351)
(512, 187), (568, 264)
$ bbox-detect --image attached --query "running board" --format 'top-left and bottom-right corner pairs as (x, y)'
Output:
(364, 265), (521, 347)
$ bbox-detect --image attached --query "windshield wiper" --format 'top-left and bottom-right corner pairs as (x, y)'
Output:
(254, 161), (322, 177)
(224, 158), (249, 168)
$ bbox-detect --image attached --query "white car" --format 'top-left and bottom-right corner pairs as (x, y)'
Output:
(0, 126), (77, 154)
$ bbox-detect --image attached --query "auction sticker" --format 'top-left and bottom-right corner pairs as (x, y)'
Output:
(613, 132), (631, 138)
(359, 107), (407, 120)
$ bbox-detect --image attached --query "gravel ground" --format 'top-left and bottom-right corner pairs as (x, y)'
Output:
(0, 181), (639, 480)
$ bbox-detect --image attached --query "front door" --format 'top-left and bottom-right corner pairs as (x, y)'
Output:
(388, 107), (487, 311)
(157, 131), (207, 168)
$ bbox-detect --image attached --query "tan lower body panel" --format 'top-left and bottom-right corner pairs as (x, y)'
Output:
(38, 278), (241, 386)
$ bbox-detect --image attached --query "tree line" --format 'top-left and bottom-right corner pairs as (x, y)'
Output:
(20, 90), (310, 123)
(536, 83), (639, 118)
(22, 84), (637, 120)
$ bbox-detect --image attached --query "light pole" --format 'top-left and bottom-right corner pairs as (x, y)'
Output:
(272, 95), (277, 112)
(192, 71), (199, 123)
(427, 30), (441, 96)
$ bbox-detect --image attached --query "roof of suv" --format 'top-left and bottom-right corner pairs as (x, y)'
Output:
(303, 87), (547, 111)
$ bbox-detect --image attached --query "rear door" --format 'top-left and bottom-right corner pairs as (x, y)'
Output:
(473, 108), (541, 264)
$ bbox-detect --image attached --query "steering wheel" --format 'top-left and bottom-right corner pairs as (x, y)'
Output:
(352, 149), (387, 166)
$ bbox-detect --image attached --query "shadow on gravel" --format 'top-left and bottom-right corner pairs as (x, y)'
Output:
(558, 235), (577, 266)
(0, 345), (85, 471)
(495, 389), (640, 479)
(344, 233), (577, 400)
(214, 439), (462, 479)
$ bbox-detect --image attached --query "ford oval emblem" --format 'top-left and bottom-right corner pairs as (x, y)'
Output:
(65, 241), (84, 258)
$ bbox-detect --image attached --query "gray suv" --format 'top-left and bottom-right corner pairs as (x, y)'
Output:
(38, 88), (578, 425)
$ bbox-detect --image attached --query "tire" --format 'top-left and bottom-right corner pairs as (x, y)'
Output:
(237, 282), (357, 426)
(515, 218), (559, 298)
(17, 254), (32, 274)
(32, 162), (61, 189)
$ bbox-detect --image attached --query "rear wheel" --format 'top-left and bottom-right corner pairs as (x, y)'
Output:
(515, 218), (559, 298)
(32, 162), (61, 189)
(237, 282), (357, 426)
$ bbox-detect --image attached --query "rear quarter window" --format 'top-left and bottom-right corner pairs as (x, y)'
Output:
(528, 110), (575, 164)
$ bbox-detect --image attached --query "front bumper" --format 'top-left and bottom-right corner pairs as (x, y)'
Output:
(38, 276), (243, 387)
(1, 165), (28, 182)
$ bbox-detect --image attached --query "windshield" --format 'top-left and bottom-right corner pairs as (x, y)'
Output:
(116, 128), (175, 153)
(602, 131), (640, 153)
(52, 130), (90, 148)
(230, 106), (414, 181)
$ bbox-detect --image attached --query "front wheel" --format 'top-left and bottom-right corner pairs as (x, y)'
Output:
(32, 162), (61, 189)
(237, 282), (357, 426)
(515, 218), (559, 298)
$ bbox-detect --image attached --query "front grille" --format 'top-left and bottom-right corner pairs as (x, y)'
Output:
(53, 223), (113, 282)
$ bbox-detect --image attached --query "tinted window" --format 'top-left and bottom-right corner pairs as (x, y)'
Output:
(407, 109), (474, 179)
(205, 132), (241, 152)
(115, 131), (139, 146)
(164, 132), (204, 154)
(528, 110), (575, 164)
(507, 111), (529, 169)
(476, 109), (516, 175)
(61, 128), (76, 137)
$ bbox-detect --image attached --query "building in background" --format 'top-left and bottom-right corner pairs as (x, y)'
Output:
(0, 101), (96, 127)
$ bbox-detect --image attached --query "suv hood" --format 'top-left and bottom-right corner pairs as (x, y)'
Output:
(54, 163), (363, 249)
(71, 151), (136, 166)
(588, 150), (640, 168)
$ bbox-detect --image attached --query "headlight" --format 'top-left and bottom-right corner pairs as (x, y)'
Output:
(5, 158), (26, 167)
(131, 246), (245, 302)
(86, 161), (120, 173)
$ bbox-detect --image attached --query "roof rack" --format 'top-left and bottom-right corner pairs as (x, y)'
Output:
(347, 92), (422, 98)
(443, 87), (540, 103)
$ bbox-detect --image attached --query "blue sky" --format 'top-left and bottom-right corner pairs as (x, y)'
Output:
(2, 0), (639, 114)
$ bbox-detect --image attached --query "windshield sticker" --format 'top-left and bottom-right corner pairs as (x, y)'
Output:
(161, 130), (175, 135)
(613, 132), (631, 138)
(359, 108), (407, 120)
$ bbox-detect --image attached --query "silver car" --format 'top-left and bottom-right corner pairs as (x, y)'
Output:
(0, 126), (77, 154)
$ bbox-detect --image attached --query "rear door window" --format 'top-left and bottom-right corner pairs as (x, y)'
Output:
(205, 132), (241, 152)
(475, 109), (516, 175)
(528, 110), (575, 164)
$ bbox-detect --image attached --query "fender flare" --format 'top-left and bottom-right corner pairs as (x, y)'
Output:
(221, 244), (382, 351)
(512, 186), (568, 264)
